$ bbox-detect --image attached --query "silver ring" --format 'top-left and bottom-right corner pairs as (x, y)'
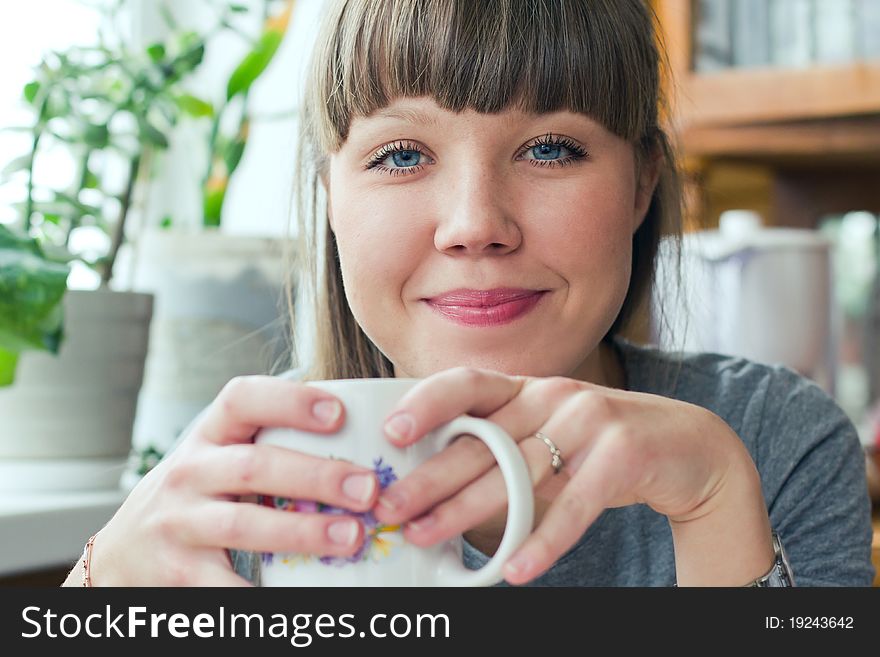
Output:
(533, 431), (564, 474)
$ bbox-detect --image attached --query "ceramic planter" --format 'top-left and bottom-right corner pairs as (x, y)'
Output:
(0, 289), (153, 470)
(123, 229), (288, 480)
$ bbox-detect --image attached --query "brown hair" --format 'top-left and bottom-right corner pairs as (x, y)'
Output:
(290, 0), (682, 381)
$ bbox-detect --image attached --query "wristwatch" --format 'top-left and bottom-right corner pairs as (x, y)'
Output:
(745, 531), (795, 587)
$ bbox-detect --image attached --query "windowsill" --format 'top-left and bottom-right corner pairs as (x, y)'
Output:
(0, 489), (125, 577)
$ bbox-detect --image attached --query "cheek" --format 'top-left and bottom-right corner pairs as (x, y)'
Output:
(329, 186), (421, 316)
(534, 175), (635, 276)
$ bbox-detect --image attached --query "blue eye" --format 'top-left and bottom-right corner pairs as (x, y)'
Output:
(521, 135), (588, 167)
(391, 150), (421, 167)
(532, 143), (563, 160)
(366, 140), (432, 176)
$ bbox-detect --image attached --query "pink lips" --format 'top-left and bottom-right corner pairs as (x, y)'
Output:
(423, 288), (547, 327)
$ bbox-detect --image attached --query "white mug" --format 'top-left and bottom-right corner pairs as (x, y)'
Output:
(255, 378), (534, 586)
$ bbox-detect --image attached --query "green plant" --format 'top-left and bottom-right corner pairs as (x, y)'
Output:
(0, 224), (69, 385)
(202, 0), (294, 227)
(0, 0), (295, 385)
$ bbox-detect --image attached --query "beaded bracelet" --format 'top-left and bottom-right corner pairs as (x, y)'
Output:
(81, 534), (97, 587)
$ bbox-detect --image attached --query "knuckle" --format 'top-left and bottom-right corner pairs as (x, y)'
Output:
(401, 470), (440, 503)
(534, 376), (581, 402)
(307, 458), (338, 497)
(151, 510), (182, 543)
(269, 512), (304, 549)
(217, 376), (254, 415)
(558, 492), (585, 518)
(599, 423), (640, 466)
(163, 458), (194, 492)
(229, 445), (260, 486)
(529, 530), (556, 563)
(216, 505), (247, 543)
(452, 432), (490, 459)
(449, 366), (484, 388)
(163, 560), (193, 587)
(572, 389), (615, 423)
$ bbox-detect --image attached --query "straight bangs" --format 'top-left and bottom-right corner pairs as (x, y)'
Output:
(305, 0), (660, 157)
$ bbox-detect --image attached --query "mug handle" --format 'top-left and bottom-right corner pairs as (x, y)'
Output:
(430, 415), (534, 586)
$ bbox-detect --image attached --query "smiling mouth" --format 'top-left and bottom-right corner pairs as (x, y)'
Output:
(423, 290), (547, 327)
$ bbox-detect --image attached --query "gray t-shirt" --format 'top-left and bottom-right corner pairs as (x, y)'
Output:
(230, 338), (875, 586)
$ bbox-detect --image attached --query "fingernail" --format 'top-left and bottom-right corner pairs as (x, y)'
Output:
(407, 514), (436, 532)
(377, 489), (406, 511)
(312, 399), (342, 425)
(327, 519), (358, 546)
(504, 552), (531, 578)
(384, 413), (414, 442)
(342, 473), (375, 503)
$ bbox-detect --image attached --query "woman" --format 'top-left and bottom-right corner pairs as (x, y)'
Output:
(65, 0), (874, 586)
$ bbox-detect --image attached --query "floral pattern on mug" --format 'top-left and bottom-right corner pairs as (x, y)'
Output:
(260, 457), (402, 568)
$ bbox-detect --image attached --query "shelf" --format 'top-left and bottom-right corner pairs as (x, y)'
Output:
(654, 0), (880, 130)
(678, 63), (880, 127)
(679, 117), (880, 167)
(0, 489), (124, 577)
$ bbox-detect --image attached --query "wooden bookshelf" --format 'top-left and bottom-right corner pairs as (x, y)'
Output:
(651, 0), (880, 229)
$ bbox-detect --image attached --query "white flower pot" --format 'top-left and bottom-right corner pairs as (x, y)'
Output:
(124, 229), (288, 468)
(0, 289), (153, 462)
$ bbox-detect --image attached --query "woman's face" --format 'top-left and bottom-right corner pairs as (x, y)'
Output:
(327, 96), (656, 381)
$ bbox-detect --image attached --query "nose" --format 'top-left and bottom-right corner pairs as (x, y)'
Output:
(433, 167), (522, 256)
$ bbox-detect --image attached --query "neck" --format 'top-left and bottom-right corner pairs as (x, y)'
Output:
(570, 338), (627, 390)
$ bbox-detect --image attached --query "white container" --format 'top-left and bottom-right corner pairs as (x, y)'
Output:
(124, 229), (289, 467)
(0, 289), (153, 460)
(654, 211), (834, 393)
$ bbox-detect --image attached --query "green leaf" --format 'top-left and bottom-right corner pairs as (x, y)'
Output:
(224, 138), (246, 175)
(226, 29), (284, 100)
(229, 4), (249, 13)
(83, 123), (109, 148)
(1, 154), (32, 178)
(147, 43), (166, 62)
(137, 116), (169, 148)
(0, 224), (40, 255)
(0, 348), (18, 386)
(0, 224), (69, 375)
(159, 215), (173, 229)
(23, 81), (40, 104)
(175, 93), (213, 118)
(174, 43), (205, 75)
(83, 169), (99, 189)
(203, 183), (226, 227)
(159, 3), (177, 30)
(53, 191), (101, 218)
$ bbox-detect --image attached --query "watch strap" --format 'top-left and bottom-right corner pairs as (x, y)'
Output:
(745, 530), (795, 587)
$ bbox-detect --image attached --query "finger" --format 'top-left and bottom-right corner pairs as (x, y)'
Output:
(501, 437), (629, 584)
(176, 500), (367, 557)
(196, 376), (346, 445)
(373, 432), (499, 524)
(374, 382), (593, 526)
(400, 436), (554, 546)
(382, 367), (526, 446)
(181, 444), (379, 511)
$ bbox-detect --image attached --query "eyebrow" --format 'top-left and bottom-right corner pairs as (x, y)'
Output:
(369, 106), (441, 127)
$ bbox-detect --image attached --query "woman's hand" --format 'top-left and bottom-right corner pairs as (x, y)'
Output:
(83, 376), (380, 586)
(371, 367), (774, 586)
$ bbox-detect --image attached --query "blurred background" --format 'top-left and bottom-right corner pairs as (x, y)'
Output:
(0, 0), (878, 585)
